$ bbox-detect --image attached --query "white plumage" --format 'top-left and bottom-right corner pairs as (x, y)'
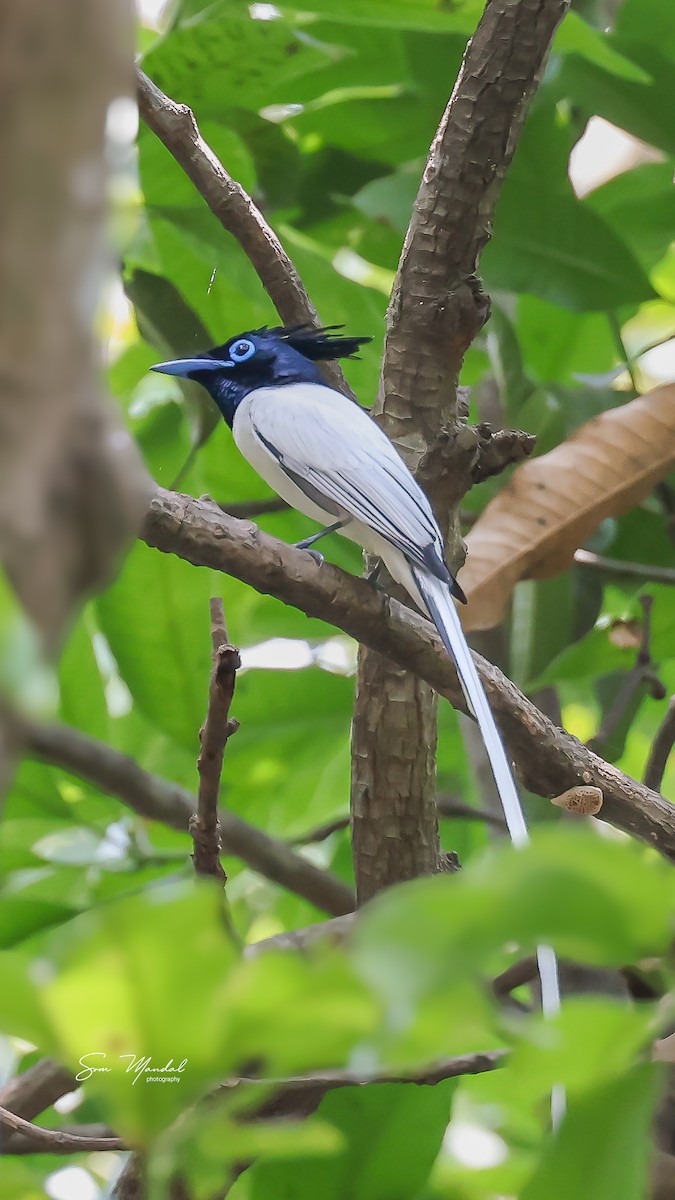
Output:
(235, 381), (563, 1107)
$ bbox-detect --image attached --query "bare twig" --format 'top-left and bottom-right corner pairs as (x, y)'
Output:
(493, 956), (538, 998)
(3, 1122), (123, 1156)
(644, 697), (675, 793)
(191, 598), (239, 883)
(574, 549), (675, 587)
(0, 1105), (127, 1153)
(141, 488), (675, 860)
(23, 720), (355, 916)
(471, 424), (537, 484)
(436, 793), (507, 830)
(218, 1051), (506, 1096)
(587, 595), (666, 760)
(289, 794), (505, 846)
(135, 68), (350, 398)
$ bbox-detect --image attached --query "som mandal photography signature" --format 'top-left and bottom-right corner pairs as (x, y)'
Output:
(76, 1052), (188, 1085)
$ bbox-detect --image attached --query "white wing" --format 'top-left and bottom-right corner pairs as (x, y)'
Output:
(240, 383), (449, 579)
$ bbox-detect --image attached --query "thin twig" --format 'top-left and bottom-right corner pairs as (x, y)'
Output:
(141, 488), (675, 861)
(135, 68), (350, 398)
(0, 1105), (127, 1153)
(436, 794), (507, 830)
(587, 595), (666, 759)
(644, 697), (675, 793)
(493, 956), (538, 998)
(191, 598), (240, 884)
(574, 549), (675, 587)
(289, 795), (505, 845)
(218, 1051), (506, 1095)
(23, 719), (355, 915)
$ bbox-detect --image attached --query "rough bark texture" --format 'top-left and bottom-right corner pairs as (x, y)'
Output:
(351, 0), (570, 902)
(136, 68), (350, 398)
(0, 0), (150, 650)
(140, 489), (675, 860)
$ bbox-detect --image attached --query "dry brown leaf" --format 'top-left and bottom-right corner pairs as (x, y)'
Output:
(460, 384), (675, 631)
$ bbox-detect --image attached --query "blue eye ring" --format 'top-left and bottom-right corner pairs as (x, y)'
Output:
(229, 338), (256, 364)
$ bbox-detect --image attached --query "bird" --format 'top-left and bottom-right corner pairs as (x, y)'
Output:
(151, 323), (563, 1103)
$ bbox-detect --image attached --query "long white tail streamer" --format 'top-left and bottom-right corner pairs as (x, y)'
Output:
(412, 567), (565, 1129)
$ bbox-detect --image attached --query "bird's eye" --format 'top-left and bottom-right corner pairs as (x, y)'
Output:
(229, 338), (256, 364)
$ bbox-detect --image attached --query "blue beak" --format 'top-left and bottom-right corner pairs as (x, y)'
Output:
(150, 357), (232, 377)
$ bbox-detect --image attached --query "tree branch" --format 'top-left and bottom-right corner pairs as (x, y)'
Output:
(0, 1105), (126, 1153)
(289, 794), (506, 845)
(135, 68), (349, 397)
(587, 594), (666, 761)
(191, 598), (239, 884)
(350, 0), (570, 903)
(0, 1058), (77, 1123)
(23, 718), (355, 916)
(220, 1051), (505, 1096)
(574, 549), (675, 587)
(471, 423), (537, 484)
(644, 697), (675, 794)
(140, 488), (675, 860)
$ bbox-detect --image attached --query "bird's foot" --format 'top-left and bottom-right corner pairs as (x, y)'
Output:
(364, 559), (384, 590)
(304, 548), (324, 566)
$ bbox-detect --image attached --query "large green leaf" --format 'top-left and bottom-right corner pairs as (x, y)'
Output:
(522, 1065), (659, 1200)
(615, 0), (675, 61)
(58, 610), (109, 742)
(483, 180), (655, 312)
(144, 5), (328, 119)
(353, 828), (675, 1011)
(557, 42), (675, 156)
(0, 897), (79, 949)
(96, 541), (215, 749)
(586, 162), (675, 273)
(249, 1081), (457, 1200)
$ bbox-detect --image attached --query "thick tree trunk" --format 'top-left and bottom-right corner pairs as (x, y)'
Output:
(349, 0), (570, 903)
(0, 0), (150, 651)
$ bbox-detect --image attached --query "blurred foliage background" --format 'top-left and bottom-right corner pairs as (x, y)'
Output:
(0, 0), (674, 1197)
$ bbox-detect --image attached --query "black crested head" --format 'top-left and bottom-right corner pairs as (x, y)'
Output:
(266, 324), (372, 362)
(150, 325), (372, 427)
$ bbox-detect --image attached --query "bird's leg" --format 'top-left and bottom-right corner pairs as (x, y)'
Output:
(294, 519), (346, 552)
(364, 558), (384, 590)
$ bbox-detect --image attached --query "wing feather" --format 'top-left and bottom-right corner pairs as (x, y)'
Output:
(246, 385), (448, 578)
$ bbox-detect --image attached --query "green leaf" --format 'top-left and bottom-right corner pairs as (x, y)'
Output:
(554, 12), (650, 83)
(0, 952), (54, 1045)
(510, 575), (575, 690)
(278, 0), (484, 32)
(249, 1080), (457, 1200)
(352, 828), (675, 1009)
(143, 4), (328, 119)
(521, 1065), (659, 1200)
(514, 296), (618, 385)
(153, 1101), (342, 1200)
(58, 611), (109, 742)
(0, 897), (78, 949)
(586, 162), (675, 273)
(42, 882), (240, 1140)
(557, 43), (675, 156)
(483, 180), (655, 312)
(615, 0), (675, 61)
(96, 541), (214, 749)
